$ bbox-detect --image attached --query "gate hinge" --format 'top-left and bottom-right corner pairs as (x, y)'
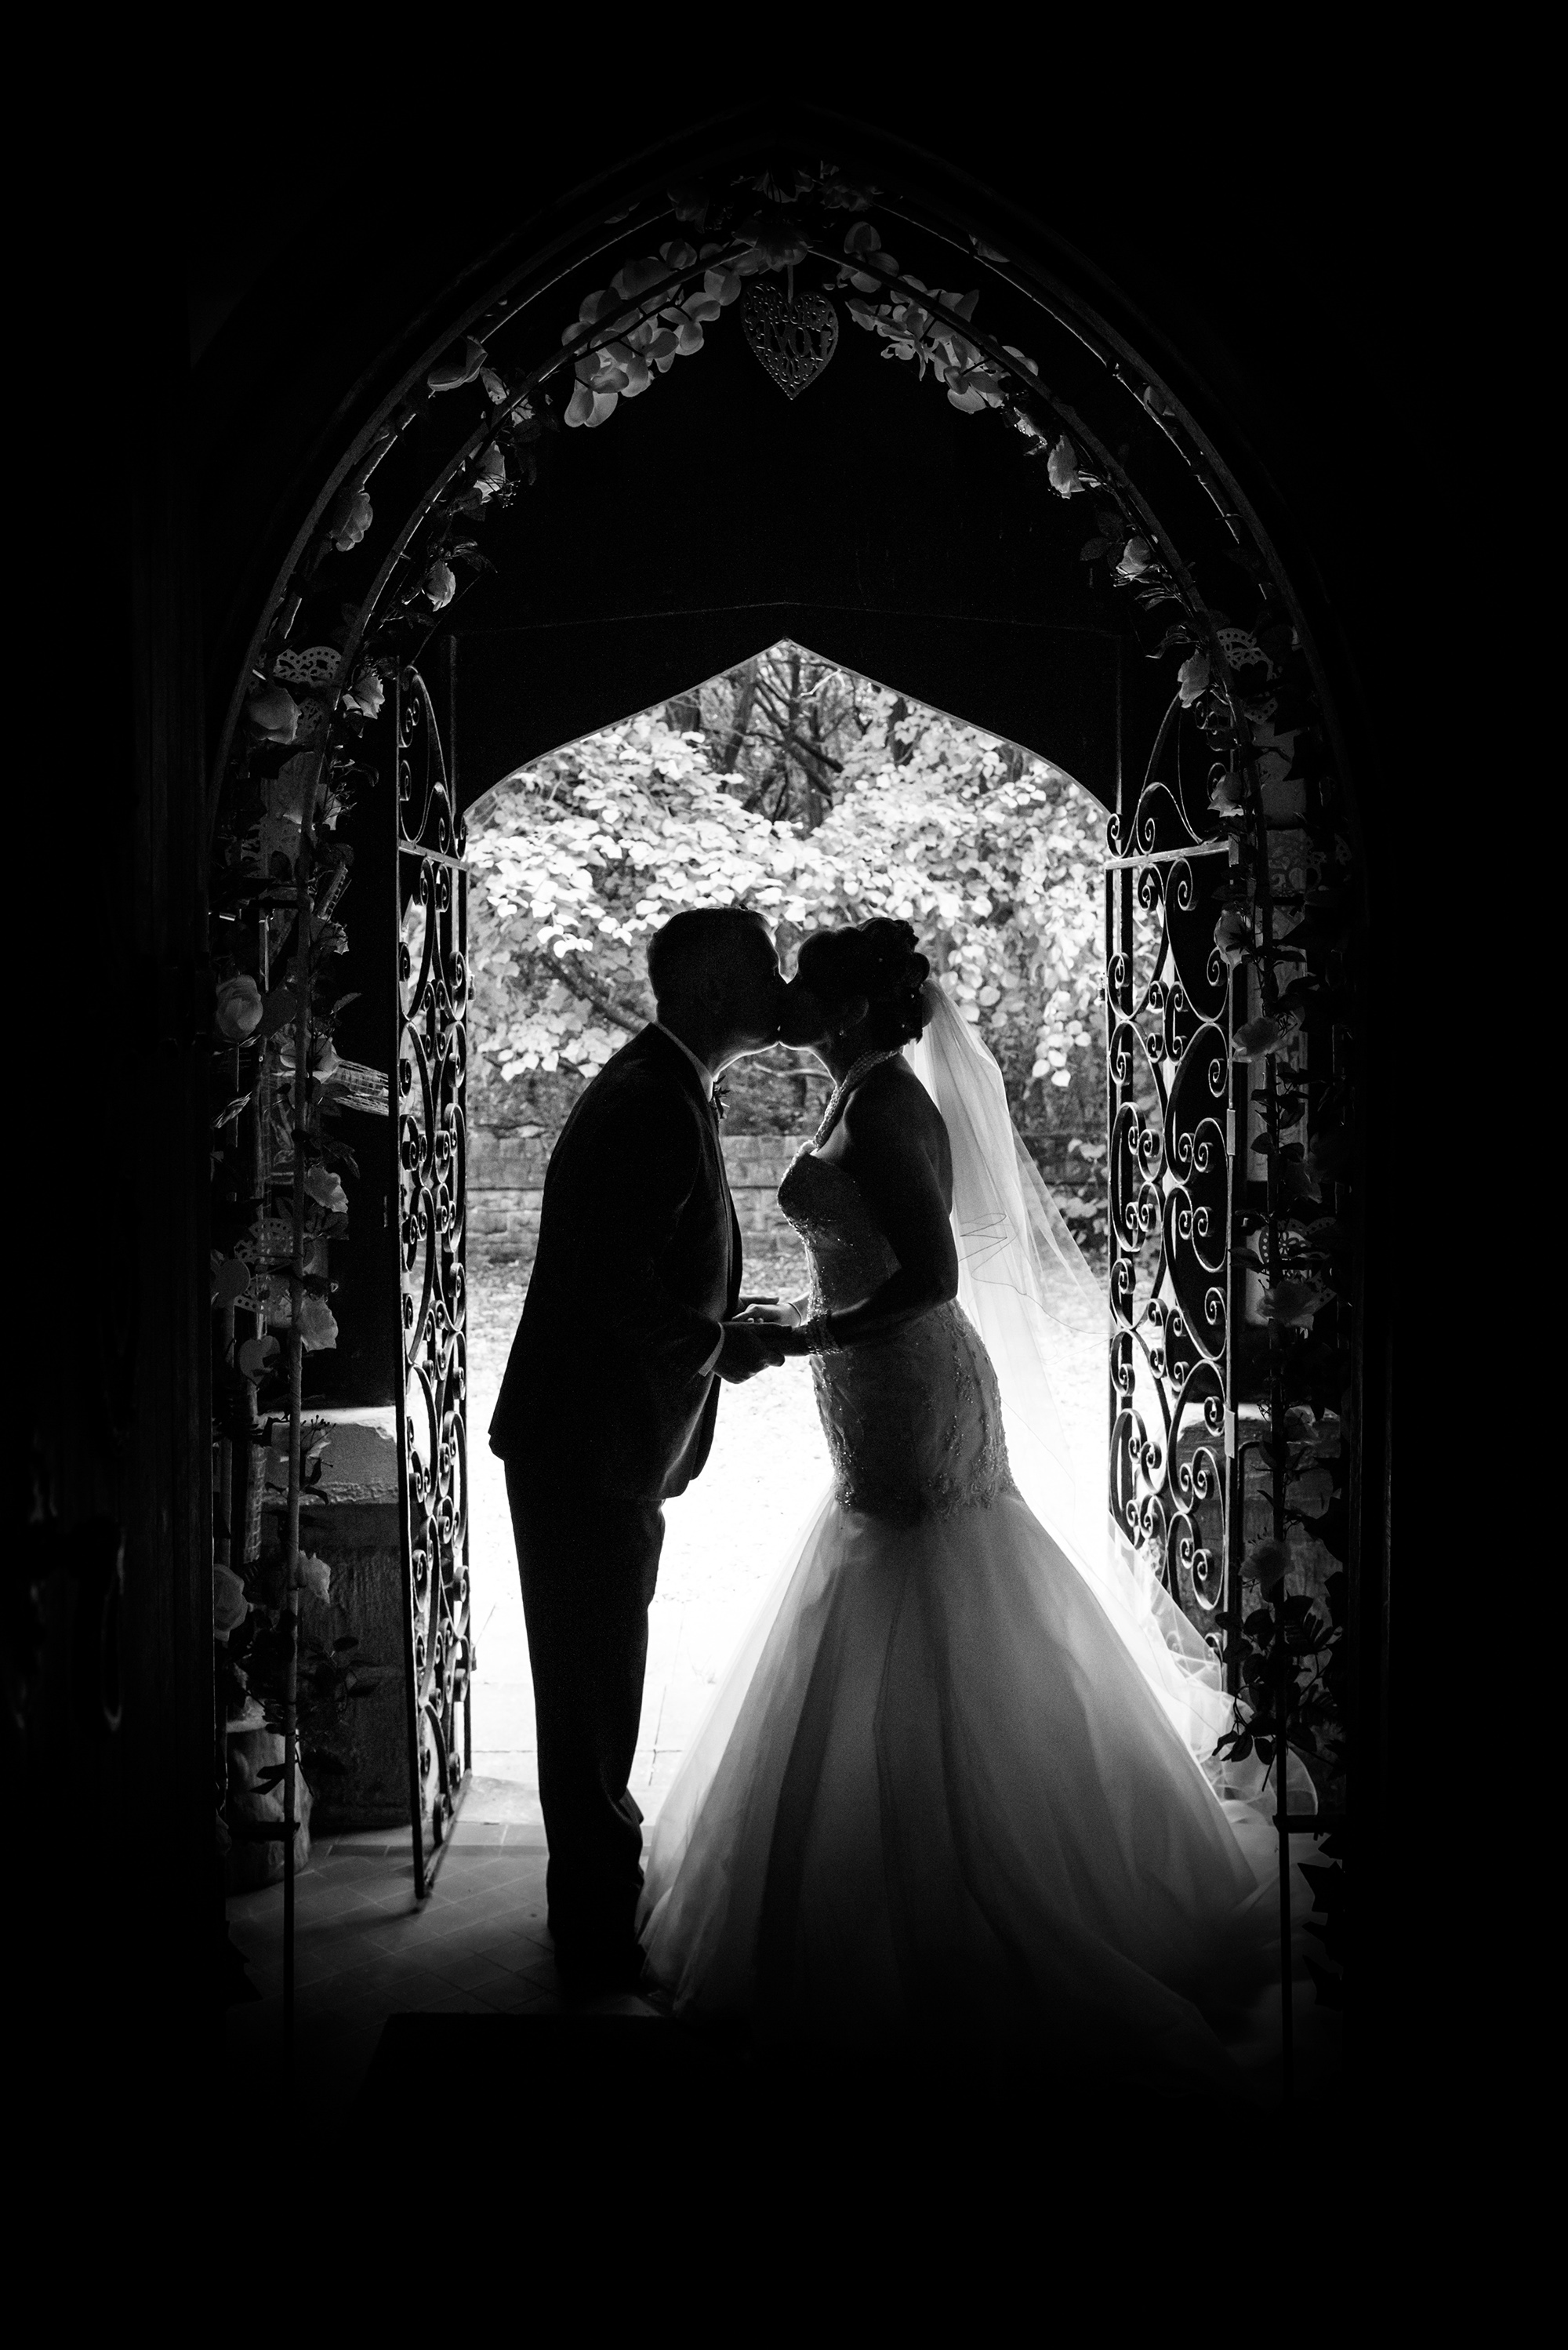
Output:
(1224, 1408), (1236, 1459)
(1225, 1105), (1236, 1156)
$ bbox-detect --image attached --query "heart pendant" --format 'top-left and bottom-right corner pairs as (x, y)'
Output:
(740, 281), (839, 400)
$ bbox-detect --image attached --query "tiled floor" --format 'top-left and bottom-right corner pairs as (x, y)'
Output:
(227, 1819), (1341, 2110)
(224, 1825), (659, 2094)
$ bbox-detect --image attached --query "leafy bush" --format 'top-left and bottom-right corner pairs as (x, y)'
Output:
(466, 649), (1106, 1145)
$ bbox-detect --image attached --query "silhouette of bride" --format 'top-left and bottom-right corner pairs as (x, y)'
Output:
(639, 919), (1281, 2092)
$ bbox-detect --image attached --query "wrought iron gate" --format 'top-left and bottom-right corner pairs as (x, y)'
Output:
(394, 664), (472, 1893)
(1106, 699), (1243, 1681)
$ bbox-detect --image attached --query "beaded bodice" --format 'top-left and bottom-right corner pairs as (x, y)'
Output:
(777, 1151), (1014, 1524)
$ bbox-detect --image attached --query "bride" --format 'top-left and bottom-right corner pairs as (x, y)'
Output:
(637, 917), (1281, 2093)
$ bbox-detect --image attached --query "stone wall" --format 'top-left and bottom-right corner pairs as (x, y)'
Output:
(467, 1125), (1094, 1279)
(468, 1130), (816, 1284)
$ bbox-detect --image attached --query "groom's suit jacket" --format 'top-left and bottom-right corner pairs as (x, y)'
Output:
(488, 1025), (742, 1500)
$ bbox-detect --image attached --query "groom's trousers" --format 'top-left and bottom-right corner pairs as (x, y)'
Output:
(505, 1462), (666, 1956)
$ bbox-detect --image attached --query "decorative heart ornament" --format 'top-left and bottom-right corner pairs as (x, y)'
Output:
(740, 281), (839, 400)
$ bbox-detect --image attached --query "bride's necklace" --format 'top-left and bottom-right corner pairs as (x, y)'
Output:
(811, 1048), (899, 1150)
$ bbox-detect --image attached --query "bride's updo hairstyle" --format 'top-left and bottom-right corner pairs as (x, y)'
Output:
(797, 917), (933, 1049)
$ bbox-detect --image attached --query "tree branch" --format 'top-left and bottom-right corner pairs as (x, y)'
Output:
(535, 949), (645, 1035)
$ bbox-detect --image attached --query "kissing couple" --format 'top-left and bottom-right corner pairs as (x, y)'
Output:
(490, 906), (1279, 2090)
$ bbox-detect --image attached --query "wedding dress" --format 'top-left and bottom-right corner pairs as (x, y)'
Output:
(639, 986), (1283, 2091)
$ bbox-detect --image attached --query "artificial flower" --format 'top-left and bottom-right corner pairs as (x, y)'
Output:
(1178, 650), (1210, 706)
(297, 1297), (339, 1352)
(1115, 536), (1152, 579)
(565, 381), (619, 427)
(333, 489), (372, 552)
(213, 1562), (250, 1643)
(610, 254), (667, 300)
(426, 339), (488, 393)
(471, 442), (506, 498)
(1287, 1463), (1335, 1515)
(1213, 908), (1253, 964)
(480, 367), (509, 403)
(303, 1165), (348, 1215)
(1254, 1278), (1327, 1329)
(425, 560), (456, 608)
(215, 974), (264, 1040)
(274, 1032), (339, 1081)
(247, 684), (298, 743)
(1243, 1538), (1290, 1593)
(296, 1552), (332, 1600)
(343, 666), (384, 717)
(1232, 1014), (1294, 1060)
(1046, 436), (1084, 497)
(946, 370), (1004, 412)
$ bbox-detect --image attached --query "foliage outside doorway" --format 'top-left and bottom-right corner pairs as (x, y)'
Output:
(465, 641), (1111, 1255)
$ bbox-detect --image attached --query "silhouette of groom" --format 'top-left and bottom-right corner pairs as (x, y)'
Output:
(489, 906), (788, 1990)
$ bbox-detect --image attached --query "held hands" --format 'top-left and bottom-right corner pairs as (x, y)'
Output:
(731, 1296), (816, 1360)
(716, 1318), (789, 1383)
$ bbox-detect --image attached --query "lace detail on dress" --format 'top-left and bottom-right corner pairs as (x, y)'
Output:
(777, 1152), (1014, 1524)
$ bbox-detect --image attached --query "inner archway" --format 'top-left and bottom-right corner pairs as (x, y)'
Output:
(457, 640), (1112, 1823)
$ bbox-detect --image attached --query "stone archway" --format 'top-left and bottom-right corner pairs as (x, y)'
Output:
(201, 117), (1380, 2041)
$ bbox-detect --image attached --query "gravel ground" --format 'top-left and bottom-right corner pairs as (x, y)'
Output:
(465, 1270), (832, 1822)
(464, 1259), (1105, 1825)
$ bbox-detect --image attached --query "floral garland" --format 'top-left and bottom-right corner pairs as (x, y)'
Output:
(209, 157), (1359, 1985)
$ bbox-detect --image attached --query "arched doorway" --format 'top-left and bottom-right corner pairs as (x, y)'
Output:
(454, 641), (1112, 1829)
(177, 96), (1392, 2096)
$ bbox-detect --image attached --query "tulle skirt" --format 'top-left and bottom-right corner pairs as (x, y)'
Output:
(639, 1482), (1282, 2094)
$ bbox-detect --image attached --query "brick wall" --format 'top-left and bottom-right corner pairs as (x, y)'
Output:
(467, 1126), (1091, 1275)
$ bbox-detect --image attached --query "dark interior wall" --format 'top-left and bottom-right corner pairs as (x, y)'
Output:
(16, 66), (1422, 2098)
(433, 303), (1134, 803)
(186, 97), (1404, 888)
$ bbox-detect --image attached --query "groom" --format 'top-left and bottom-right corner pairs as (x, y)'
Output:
(488, 906), (789, 1990)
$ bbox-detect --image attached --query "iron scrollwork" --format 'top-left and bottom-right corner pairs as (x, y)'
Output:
(394, 667), (471, 1893)
(1106, 699), (1241, 1676)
